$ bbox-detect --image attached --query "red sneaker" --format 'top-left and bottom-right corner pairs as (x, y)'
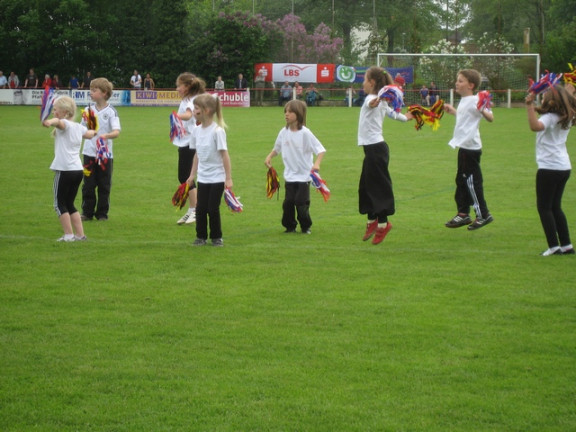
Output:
(362, 220), (378, 241)
(372, 223), (392, 245)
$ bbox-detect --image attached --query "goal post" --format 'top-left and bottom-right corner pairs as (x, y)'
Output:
(377, 53), (540, 108)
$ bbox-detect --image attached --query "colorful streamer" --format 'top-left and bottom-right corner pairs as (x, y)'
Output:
(377, 85), (404, 112)
(529, 70), (562, 95)
(310, 170), (330, 202)
(170, 111), (188, 142)
(563, 63), (576, 86)
(224, 188), (243, 213)
(95, 137), (111, 169)
(477, 90), (493, 111)
(266, 166), (280, 199)
(82, 105), (99, 131)
(172, 183), (190, 210)
(40, 87), (56, 122)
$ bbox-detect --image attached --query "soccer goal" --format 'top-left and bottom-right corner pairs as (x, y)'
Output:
(377, 53), (540, 108)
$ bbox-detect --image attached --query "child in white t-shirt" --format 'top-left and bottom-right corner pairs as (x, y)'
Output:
(525, 84), (576, 256)
(443, 69), (494, 231)
(265, 100), (326, 234)
(187, 94), (233, 247)
(43, 96), (96, 241)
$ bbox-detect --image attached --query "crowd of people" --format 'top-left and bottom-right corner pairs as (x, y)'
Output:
(31, 65), (576, 254)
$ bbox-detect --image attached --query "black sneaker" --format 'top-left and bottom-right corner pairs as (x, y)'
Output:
(468, 215), (494, 231)
(467, 214), (494, 231)
(445, 214), (472, 228)
(192, 238), (207, 246)
(541, 247), (562, 256)
(212, 238), (224, 247)
(562, 248), (575, 255)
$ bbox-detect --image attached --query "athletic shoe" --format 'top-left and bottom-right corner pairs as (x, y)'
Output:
(97, 215), (108, 221)
(302, 229), (311, 234)
(192, 238), (207, 246)
(185, 210), (196, 225)
(362, 220), (378, 241)
(74, 235), (88, 241)
(467, 214), (494, 231)
(177, 210), (195, 225)
(372, 223), (392, 245)
(284, 228), (297, 233)
(212, 238), (224, 247)
(56, 235), (75, 242)
(541, 247), (562, 256)
(445, 214), (472, 228)
(81, 214), (93, 221)
(562, 248), (575, 255)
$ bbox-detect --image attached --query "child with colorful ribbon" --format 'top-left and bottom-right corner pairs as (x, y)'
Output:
(173, 73), (206, 225)
(443, 69), (494, 231)
(43, 96), (96, 241)
(187, 94), (234, 247)
(357, 66), (413, 245)
(80, 77), (121, 221)
(525, 81), (576, 256)
(265, 99), (326, 235)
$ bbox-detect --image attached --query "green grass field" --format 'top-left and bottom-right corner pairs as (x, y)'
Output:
(1, 104), (575, 431)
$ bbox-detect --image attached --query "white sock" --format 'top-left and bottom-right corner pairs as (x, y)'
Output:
(64, 234), (75, 240)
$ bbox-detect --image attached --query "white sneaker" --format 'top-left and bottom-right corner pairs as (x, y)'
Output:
(177, 209), (195, 225)
(185, 210), (196, 224)
(57, 235), (75, 242)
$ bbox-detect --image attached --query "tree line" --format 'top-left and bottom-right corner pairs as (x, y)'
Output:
(0, 0), (572, 90)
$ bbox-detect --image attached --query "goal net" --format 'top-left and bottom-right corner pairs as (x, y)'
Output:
(377, 53), (540, 107)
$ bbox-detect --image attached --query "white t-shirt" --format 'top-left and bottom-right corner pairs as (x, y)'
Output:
(130, 74), (142, 88)
(273, 126), (326, 182)
(172, 97), (197, 148)
(448, 95), (483, 150)
(50, 119), (86, 171)
(190, 123), (228, 184)
(82, 104), (121, 157)
(536, 113), (572, 170)
(357, 94), (407, 146)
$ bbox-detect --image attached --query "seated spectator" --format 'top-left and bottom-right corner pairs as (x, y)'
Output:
(305, 84), (319, 106)
(294, 81), (303, 99)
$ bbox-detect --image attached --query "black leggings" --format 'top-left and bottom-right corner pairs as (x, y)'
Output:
(53, 170), (83, 216)
(536, 169), (571, 248)
(196, 182), (225, 240)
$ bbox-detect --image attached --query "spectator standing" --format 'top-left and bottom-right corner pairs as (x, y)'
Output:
(8, 71), (19, 88)
(130, 70), (142, 89)
(234, 73), (247, 91)
(0, 71), (7, 88)
(214, 76), (225, 91)
(69, 75), (79, 89)
(81, 71), (93, 89)
(420, 84), (430, 106)
(41, 74), (52, 89)
(254, 70), (265, 106)
(144, 73), (155, 90)
(429, 82), (438, 105)
(52, 75), (63, 89)
(24, 68), (38, 88)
